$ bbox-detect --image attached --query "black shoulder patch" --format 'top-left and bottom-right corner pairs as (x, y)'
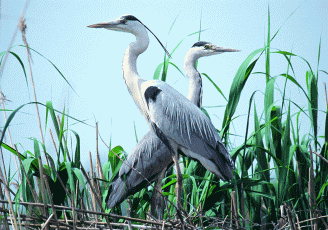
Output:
(144, 86), (162, 109)
(151, 122), (173, 154)
(122, 15), (139, 21)
(192, 41), (210, 48)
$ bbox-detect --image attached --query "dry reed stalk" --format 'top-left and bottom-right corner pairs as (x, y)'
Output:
(0, 97), (22, 201)
(295, 212), (301, 229)
(0, 148), (8, 184)
(0, 199), (175, 228)
(44, 174), (61, 229)
(284, 203), (295, 230)
(38, 156), (49, 230)
(66, 221), (158, 229)
(86, 172), (94, 216)
(126, 199), (132, 230)
(63, 210), (69, 225)
(6, 222), (70, 229)
(0, 166), (18, 229)
(7, 148), (23, 201)
(41, 213), (54, 230)
(49, 129), (59, 156)
(78, 191), (90, 221)
(240, 182), (244, 227)
(0, 2), (30, 204)
(308, 169), (314, 230)
(324, 82), (328, 109)
(0, 182), (10, 230)
(296, 214), (328, 225)
(291, 201), (301, 230)
(309, 145), (318, 230)
(311, 150), (328, 165)
(95, 122), (104, 180)
(231, 191), (239, 229)
(314, 208), (328, 229)
(89, 151), (97, 217)
(0, 0), (29, 77)
(19, 17), (45, 145)
(278, 205), (286, 228)
(80, 164), (113, 229)
(309, 151), (328, 228)
(199, 202), (203, 228)
(222, 215), (228, 229)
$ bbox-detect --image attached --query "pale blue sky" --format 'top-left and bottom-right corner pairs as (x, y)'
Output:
(1, 0), (327, 170)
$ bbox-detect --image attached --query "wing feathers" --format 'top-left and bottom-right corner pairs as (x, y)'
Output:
(144, 81), (234, 175)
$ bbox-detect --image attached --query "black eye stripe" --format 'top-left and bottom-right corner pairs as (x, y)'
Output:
(192, 41), (210, 48)
(121, 15), (139, 21)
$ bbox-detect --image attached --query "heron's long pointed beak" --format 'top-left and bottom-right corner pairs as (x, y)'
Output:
(213, 46), (241, 53)
(87, 20), (121, 28)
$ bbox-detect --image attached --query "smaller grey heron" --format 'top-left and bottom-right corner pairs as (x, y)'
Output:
(87, 14), (237, 212)
(105, 41), (238, 219)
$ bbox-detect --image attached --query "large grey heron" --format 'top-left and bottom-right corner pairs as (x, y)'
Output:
(87, 14), (237, 211)
(105, 41), (238, 218)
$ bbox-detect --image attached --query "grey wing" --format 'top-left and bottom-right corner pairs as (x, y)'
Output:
(145, 83), (234, 177)
(106, 131), (173, 209)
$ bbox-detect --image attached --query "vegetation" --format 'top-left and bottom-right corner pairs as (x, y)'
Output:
(0, 7), (327, 230)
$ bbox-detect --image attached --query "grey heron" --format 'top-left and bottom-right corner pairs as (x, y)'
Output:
(87, 14), (237, 211)
(105, 41), (238, 218)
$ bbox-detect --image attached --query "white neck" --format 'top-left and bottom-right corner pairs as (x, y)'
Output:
(184, 50), (203, 108)
(122, 26), (150, 118)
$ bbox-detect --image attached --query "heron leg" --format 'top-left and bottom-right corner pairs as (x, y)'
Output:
(151, 169), (165, 220)
(173, 152), (183, 214)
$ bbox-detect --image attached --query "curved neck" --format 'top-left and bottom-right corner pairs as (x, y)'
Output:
(184, 51), (203, 108)
(122, 26), (150, 118)
(122, 28), (149, 84)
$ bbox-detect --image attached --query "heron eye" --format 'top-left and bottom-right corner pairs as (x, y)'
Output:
(123, 19), (128, 23)
(204, 45), (210, 49)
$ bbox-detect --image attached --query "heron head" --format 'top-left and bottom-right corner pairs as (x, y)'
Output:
(87, 15), (145, 34)
(190, 41), (240, 58)
(87, 14), (171, 58)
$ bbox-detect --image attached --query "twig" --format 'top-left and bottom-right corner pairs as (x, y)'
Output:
(41, 213), (53, 230)
(0, 200), (175, 228)
(311, 150), (328, 165)
(222, 215), (228, 229)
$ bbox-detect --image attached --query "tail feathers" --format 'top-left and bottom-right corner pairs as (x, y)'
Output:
(213, 143), (234, 181)
(216, 141), (235, 170)
(106, 178), (129, 209)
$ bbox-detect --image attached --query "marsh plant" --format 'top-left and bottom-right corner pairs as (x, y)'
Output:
(0, 8), (327, 230)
